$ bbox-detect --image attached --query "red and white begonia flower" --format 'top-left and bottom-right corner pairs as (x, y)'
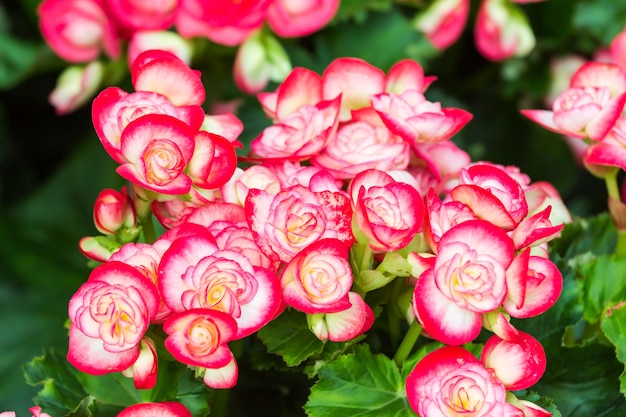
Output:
(406, 346), (524, 417)
(481, 313), (547, 391)
(67, 261), (159, 374)
(413, 220), (515, 345)
(158, 233), (281, 338)
(245, 184), (354, 263)
(37, 0), (120, 63)
(349, 169), (424, 252)
(117, 402), (192, 417)
(163, 309), (237, 370)
(280, 239), (353, 314)
(371, 89), (473, 149)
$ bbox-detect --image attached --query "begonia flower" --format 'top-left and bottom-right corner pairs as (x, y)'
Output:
(175, 0), (271, 46)
(474, 0), (536, 62)
(384, 59), (437, 95)
(115, 114), (196, 195)
(117, 402), (192, 417)
(451, 163), (529, 230)
(412, 0), (470, 50)
(109, 240), (172, 322)
(106, 0), (177, 33)
(201, 356), (239, 389)
(186, 131), (237, 190)
(92, 87), (204, 164)
(371, 89), (472, 149)
(311, 117), (410, 180)
(37, 0), (120, 63)
(245, 184), (354, 263)
(481, 314), (547, 390)
(413, 220), (515, 345)
(158, 233), (281, 338)
(67, 261), (159, 374)
(257, 67), (323, 121)
(349, 169), (423, 252)
(406, 346), (523, 417)
(503, 254), (562, 318)
(93, 186), (136, 236)
(131, 50), (206, 107)
(163, 309), (237, 369)
(521, 62), (626, 142)
(250, 96), (341, 160)
(49, 61), (103, 115)
(280, 239), (353, 314)
(322, 57), (386, 121)
(267, 0), (340, 38)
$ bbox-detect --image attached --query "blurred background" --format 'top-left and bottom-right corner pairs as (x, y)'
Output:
(1, 0), (625, 413)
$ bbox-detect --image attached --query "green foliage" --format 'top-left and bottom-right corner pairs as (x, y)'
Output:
(257, 309), (325, 367)
(304, 345), (413, 417)
(24, 349), (211, 417)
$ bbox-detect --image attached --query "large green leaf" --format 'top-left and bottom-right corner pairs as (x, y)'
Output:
(304, 345), (413, 417)
(257, 309), (324, 367)
(580, 255), (626, 324)
(601, 301), (626, 399)
(24, 349), (211, 417)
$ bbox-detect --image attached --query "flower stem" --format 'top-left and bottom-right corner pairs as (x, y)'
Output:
(616, 231), (626, 257)
(393, 320), (422, 367)
(605, 171), (621, 201)
(140, 214), (157, 244)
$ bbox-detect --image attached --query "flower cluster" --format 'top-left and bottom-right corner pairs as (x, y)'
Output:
(37, 0), (339, 114)
(67, 47), (569, 416)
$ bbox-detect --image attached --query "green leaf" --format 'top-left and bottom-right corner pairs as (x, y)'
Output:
(258, 309), (324, 367)
(601, 301), (626, 399)
(0, 33), (46, 90)
(580, 255), (626, 324)
(550, 213), (616, 261)
(24, 349), (91, 417)
(24, 348), (212, 417)
(305, 345), (412, 417)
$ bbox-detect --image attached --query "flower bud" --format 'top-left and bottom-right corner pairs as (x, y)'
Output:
(93, 186), (137, 236)
(234, 29), (292, 94)
(49, 61), (103, 115)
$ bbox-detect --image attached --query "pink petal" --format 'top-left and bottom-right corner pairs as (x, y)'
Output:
(117, 402), (192, 417)
(584, 142), (626, 171)
(413, 268), (483, 345)
(158, 235), (219, 312)
(450, 184), (517, 230)
(519, 109), (570, 135)
(504, 256), (563, 318)
(203, 356), (239, 389)
(132, 50), (205, 106)
(67, 325), (139, 375)
(267, 0), (339, 37)
(275, 67), (323, 120)
(322, 57), (386, 120)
